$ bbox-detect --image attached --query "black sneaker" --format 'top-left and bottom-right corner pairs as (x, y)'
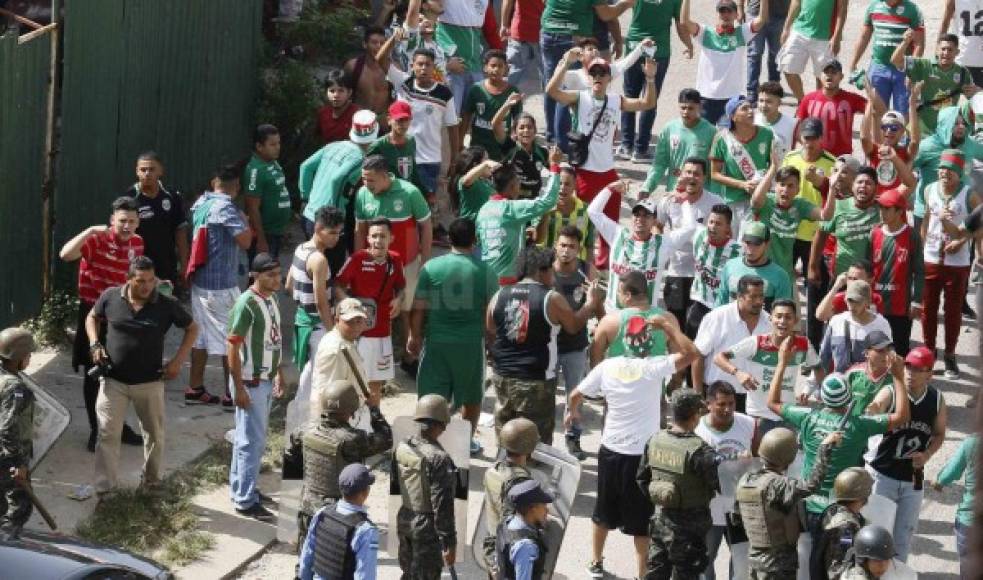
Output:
(587, 559), (605, 579)
(400, 359), (419, 379)
(256, 490), (277, 506)
(87, 430), (97, 453)
(944, 355), (960, 380)
(221, 395), (235, 412)
(236, 502), (275, 521)
(121, 424), (143, 446)
(565, 435), (587, 461)
(963, 301), (977, 321)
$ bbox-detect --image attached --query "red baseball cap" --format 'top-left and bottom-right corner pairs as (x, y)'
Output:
(877, 188), (907, 210)
(905, 346), (935, 370)
(587, 58), (611, 74)
(389, 100), (412, 121)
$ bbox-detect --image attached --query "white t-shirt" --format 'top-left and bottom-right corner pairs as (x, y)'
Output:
(924, 183), (973, 266)
(576, 355), (677, 455)
(574, 89), (622, 173)
(953, 0), (983, 67)
(695, 413), (757, 525)
(755, 111), (796, 158)
(387, 66), (460, 164)
(439, 0), (487, 26)
(728, 334), (819, 421)
(561, 43), (644, 91)
(694, 302), (773, 394)
(656, 191), (726, 277)
(695, 22), (757, 100)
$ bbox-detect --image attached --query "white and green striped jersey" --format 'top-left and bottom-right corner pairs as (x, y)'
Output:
(228, 289), (283, 381)
(690, 227), (743, 308)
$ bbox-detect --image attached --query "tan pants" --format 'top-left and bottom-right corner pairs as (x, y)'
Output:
(94, 377), (165, 492)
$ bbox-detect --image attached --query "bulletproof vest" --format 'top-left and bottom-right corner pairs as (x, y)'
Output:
(302, 422), (361, 506)
(495, 522), (547, 580)
(484, 461), (533, 532)
(645, 430), (713, 510)
(312, 508), (370, 579)
(0, 372), (33, 463)
(395, 438), (434, 513)
(736, 470), (800, 549)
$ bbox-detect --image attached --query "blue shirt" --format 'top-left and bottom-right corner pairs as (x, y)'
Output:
(506, 515), (541, 580)
(189, 192), (247, 290)
(299, 500), (379, 580)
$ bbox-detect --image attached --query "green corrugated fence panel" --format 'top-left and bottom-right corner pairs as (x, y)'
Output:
(0, 31), (50, 327)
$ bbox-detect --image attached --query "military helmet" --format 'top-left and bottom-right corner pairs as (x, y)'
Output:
(670, 388), (705, 418)
(500, 418), (539, 455)
(321, 380), (360, 417)
(414, 394), (450, 425)
(758, 427), (798, 468)
(0, 327), (35, 364)
(853, 525), (895, 561)
(834, 467), (874, 502)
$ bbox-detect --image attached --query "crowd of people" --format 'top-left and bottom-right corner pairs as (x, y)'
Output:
(2, 0), (983, 578)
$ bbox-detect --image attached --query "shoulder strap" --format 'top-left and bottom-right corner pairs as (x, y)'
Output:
(721, 130), (759, 181)
(586, 95), (609, 142)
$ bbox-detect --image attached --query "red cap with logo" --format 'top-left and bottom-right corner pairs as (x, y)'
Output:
(905, 346), (935, 370)
(876, 188), (907, 210)
(389, 100), (412, 121)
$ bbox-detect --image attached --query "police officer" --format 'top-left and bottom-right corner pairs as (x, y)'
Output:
(496, 479), (554, 580)
(636, 389), (720, 580)
(395, 394), (458, 579)
(735, 427), (840, 579)
(812, 467), (873, 580)
(840, 525), (896, 579)
(299, 380), (392, 546)
(0, 327), (36, 539)
(482, 418), (539, 574)
(298, 463), (380, 580)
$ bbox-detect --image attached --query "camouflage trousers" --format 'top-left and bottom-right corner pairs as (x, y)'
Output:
(397, 507), (443, 580)
(748, 545), (799, 578)
(645, 507), (712, 580)
(491, 375), (556, 446)
(0, 479), (32, 539)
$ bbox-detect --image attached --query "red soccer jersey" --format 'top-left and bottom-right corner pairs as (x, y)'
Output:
(510, 0), (544, 43)
(318, 102), (358, 144)
(797, 89), (868, 157)
(867, 145), (911, 194)
(336, 250), (406, 338)
(870, 224), (921, 317)
(77, 231), (145, 305)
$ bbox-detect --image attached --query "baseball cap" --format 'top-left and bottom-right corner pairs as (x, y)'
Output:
(350, 109), (379, 144)
(800, 117), (824, 139)
(821, 374), (852, 408)
(632, 197), (658, 215)
(880, 110), (906, 127)
(939, 148), (966, 173)
(337, 297), (369, 321)
(250, 253), (280, 274)
(877, 188), (907, 209)
(508, 479), (555, 508)
(587, 58), (611, 74)
(845, 280), (872, 303)
(388, 100), (412, 121)
(821, 57), (843, 72)
(905, 346), (935, 370)
(723, 95), (749, 129)
(836, 154), (861, 173)
(339, 463), (376, 496)
(717, 0), (738, 9)
(863, 330), (893, 351)
(743, 221), (770, 243)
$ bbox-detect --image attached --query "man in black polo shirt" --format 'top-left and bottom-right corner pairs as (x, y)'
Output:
(86, 256), (198, 494)
(126, 152), (189, 288)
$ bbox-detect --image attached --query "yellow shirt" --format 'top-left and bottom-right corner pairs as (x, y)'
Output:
(782, 149), (837, 241)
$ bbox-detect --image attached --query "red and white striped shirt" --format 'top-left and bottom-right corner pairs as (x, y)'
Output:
(77, 231), (144, 305)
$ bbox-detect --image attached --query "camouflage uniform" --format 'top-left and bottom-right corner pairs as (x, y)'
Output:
(813, 503), (866, 580)
(481, 459), (533, 573)
(636, 429), (721, 580)
(0, 369), (34, 536)
(491, 376), (557, 446)
(736, 442), (833, 579)
(395, 433), (458, 580)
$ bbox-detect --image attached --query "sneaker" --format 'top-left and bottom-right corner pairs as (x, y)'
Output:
(587, 559), (605, 579)
(400, 359), (419, 379)
(470, 439), (483, 455)
(256, 490), (277, 506)
(614, 145), (633, 161)
(944, 355), (960, 380)
(963, 301), (977, 321)
(222, 396), (235, 412)
(87, 430), (97, 453)
(631, 149), (652, 163)
(236, 502), (275, 521)
(121, 424), (143, 446)
(185, 386), (221, 405)
(565, 435), (587, 461)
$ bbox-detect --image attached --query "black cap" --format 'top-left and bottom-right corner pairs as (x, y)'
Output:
(800, 117), (824, 138)
(250, 252), (280, 274)
(339, 463), (376, 496)
(507, 479), (554, 508)
(821, 57), (843, 72)
(863, 330), (893, 351)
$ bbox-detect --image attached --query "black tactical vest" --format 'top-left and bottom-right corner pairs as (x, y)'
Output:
(495, 521), (547, 580)
(313, 509), (370, 579)
(302, 422), (362, 512)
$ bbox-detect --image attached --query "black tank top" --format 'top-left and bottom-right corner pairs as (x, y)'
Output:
(491, 281), (558, 380)
(871, 385), (941, 481)
(553, 266), (588, 354)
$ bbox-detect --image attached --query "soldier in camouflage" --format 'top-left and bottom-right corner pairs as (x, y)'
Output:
(394, 394), (458, 580)
(811, 467), (873, 580)
(636, 389), (720, 580)
(0, 328), (36, 539)
(734, 426), (841, 579)
(839, 525), (896, 579)
(297, 380), (392, 548)
(481, 418), (539, 576)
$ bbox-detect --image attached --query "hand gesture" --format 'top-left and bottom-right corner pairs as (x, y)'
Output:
(481, 159), (503, 177)
(743, 180), (758, 194)
(88, 224), (110, 236)
(771, 144), (785, 168)
(91, 345), (108, 366)
(796, 391), (810, 405)
(641, 38), (655, 48)
(565, 47), (583, 63)
(505, 92), (523, 108)
(944, 240), (964, 254)
(643, 58), (657, 79)
(878, 144), (896, 161)
(833, 272), (849, 291)
(777, 335), (797, 364)
(910, 80), (925, 102)
(822, 430), (844, 447)
(607, 179), (627, 194)
(392, 26), (406, 43)
(804, 164), (822, 186)
(889, 352), (906, 377)
(586, 280), (606, 304)
(447, 56), (466, 74)
(549, 145), (564, 165)
(647, 313), (669, 329)
(612, 40), (624, 59)
(735, 370), (760, 391)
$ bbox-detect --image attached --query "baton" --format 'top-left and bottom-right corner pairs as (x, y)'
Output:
(836, 400), (856, 431)
(16, 479), (57, 530)
(339, 345), (372, 402)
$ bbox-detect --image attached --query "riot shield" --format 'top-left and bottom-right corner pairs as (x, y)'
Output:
(883, 559), (918, 580)
(20, 372), (71, 470)
(470, 442), (582, 578)
(387, 416), (471, 560)
(276, 372), (311, 546)
(860, 494), (897, 533)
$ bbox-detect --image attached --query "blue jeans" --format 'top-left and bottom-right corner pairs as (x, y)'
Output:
(746, 15), (784, 102)
(871, 469), (923, 562)
(506, 38), (544, 89)
(557, 348), (588, 436)
(229, 379), (274, 510)
(703, 97), (729, 127)
(620, 56), (670, 153)
(541, 32), (576, 144)
(448, 69), (484, 115)
(956, 519), (971, 579)
(868, 62), (909, 117)
(416, 162), (441, 195)
(705, 525), (734, 580)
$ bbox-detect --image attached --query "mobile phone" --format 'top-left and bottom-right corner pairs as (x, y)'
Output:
(643, 44), (656, 58)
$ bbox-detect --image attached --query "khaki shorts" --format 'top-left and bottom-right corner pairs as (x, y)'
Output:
(400, 256), (421, 312)
(356, 336), (395, 381)
(777, 30), (833, 77)
(191, 285), (240, 355)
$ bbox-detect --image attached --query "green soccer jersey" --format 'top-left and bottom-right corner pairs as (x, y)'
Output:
(415, 251), (498, 343)
(354, 177), (431, 264)
(458, 177), (495, 222)
(865, 0), (924, 66)
(299, 141), (364, 220)
(436, 22), (485, 71)
(844, 365), (893, 417)
(792, 0), (838, 40)
(691, 228), (743, 307)
(367, 135), (425, 193)
(244, 154), (291, 235)
(625, 0), (682, 59)
(643, 117), (720, 194)
(904, 57), (971, 133)
(606, 306), (669, 358)
(710, 126), (775, 204)
(716, 256), (794, 308)
(782, 404), (889, 513)
(477, 171), (560, 279)
(541, 0), (605, 36)
(228, 289), (283, 382)
(821, 201), (880, 277)
(752, 194), (818, 277)
(464, 83), (521, 161)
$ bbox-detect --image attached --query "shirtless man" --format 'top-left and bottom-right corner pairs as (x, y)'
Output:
(345, 26), (391, 130)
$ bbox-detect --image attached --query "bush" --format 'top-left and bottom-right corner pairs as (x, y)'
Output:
(23, 290), (78, 347)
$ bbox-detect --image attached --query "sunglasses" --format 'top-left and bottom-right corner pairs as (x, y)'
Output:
(717, 5), (735, 12)
(881, 124), (903, 132)
(588, 69), (610, 78)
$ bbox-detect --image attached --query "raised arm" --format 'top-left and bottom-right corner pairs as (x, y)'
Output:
(750, 150), (781, 210)
(461, 159), (501, 189)
(492, 92), (523, 144)
(376, 27), (404, 70)
(891, 29), (915, 71)
(622, 58), (658, 112)
(653, 314), (700, 372)
(679, 0), (700, 36)
(548, 281), (605, 334)
(587, 181), (624, 244)
(545, 48), (582, 107)
(885, 354), (911, 431)
(816, 271), (848, 322)
(60, 225), (105, 261)
(940, 0), (956, 39)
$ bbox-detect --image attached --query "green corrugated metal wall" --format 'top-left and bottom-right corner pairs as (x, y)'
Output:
(0, 30), (50, 327)
(54, 0), (263, 270)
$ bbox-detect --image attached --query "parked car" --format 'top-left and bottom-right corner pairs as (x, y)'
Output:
(0, 530), (172, 580)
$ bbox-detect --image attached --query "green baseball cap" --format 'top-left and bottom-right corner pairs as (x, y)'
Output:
(743, 221), (770, 244)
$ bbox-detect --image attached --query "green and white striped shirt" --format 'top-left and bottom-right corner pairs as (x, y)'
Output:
(691, 227), (743, 308)
(228, 289), (283, 381)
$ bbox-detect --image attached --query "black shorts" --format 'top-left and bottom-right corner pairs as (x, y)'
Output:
(592, 445), (653, 536)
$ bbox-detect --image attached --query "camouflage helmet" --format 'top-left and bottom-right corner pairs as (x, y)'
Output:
(321, 380), (360, 418)
(500, 418), (539, 455)
(834, 467), (873, 502)
(758, 427), (798, 468)
(0, 327), (35, 364)
(853, 525), (895, 561)
(414, 394), (450, 425)
(670, 388), (705, 418)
